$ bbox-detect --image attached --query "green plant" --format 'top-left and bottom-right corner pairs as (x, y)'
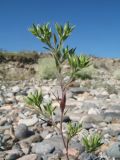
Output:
(67, 122), (82, 142)
(82, 133), (102, 153)
(29, 22), (90, 160)
(25, 90), (43, 110)
(25, 90), (56, 123)
(36, 57), (57, 80)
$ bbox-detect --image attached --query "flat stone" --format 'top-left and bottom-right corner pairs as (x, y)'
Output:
(80, 114), (104, 124)
(0, 125), (12, 131)
(88, 108), (101, 115)
(15, 124), (33, 140)
(12, 86), (20, 94)
(17, 154), (37, 160)
(19, 142), (31, 155)
(18, 116), (38, 127)
(78, 152), (98, 160)
(18, 154), (37, 160)
(69, 113), (82, 121)
(82, 122), (93, 130)
(19, 134), (43, 144)
(104, 112), (120, 120)
(107, 142), (120, 158)
(33, 136), (65, 153)
(5, 149), (23, 160)
(80, 101), (98, 111)
(70, 87), (88, 94)
(32, 142), (55, 154)
(0, 96), (5, 106)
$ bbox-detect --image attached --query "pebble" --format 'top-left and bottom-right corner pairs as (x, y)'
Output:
(32, 142), (55, 154)
(18, 116), (38, 126)
(17, 154), (38, 160)
(15, 124), (33, 140)
(107, 142), (120, 158)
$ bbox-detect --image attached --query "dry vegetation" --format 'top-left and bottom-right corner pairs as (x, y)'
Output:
(0, 51), (120, 84)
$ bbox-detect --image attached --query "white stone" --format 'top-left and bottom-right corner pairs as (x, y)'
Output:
(12, 86), (20, 93)
(18, 116), (38, 127)
(88, 108), (101, 115)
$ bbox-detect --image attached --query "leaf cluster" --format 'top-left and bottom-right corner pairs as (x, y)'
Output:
(25, 90), (55, 119)
(67, 122), (82, 141)
(29, 22), (90, 82)
(82, 133), (102, 152)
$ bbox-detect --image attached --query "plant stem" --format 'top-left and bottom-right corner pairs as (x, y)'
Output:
(60, 112), (69, 160)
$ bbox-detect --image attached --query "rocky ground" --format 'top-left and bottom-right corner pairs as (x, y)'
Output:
(0, 57), (120, 160)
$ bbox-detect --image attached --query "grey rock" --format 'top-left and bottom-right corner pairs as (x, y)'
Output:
(63, 116), (71, 123)
(107, 142), (120, 158)
(5, 149), (23, 160)
(0, 96), (5, 106)
(19, 142), (31, 155)
(19, 133), (43, 144)
(32, 142), (55, 154)
(18, 116), (38, 126)
(53, 115), (71, 123)
(32, 136), (64, 154)
(0, 125), (12, 131)
(117, 136), (120, 141)
(80, 114), (104, 124)
(66, 91), (73, 98)
(0, 117), (7, 126)
(69, 140), (85, 154)
(82, 122), (93, 130)
(5, 97), (16, 104)
(79, 152), (98, 160)
(96, 94), (109, 99)
(0, 134), (3, 149)
(6, 154), (20, 160)
(27, 88), (38, 95)
(17, 154), (38, 160)
(0, 151), (6, 159)
(88, 108), (101, 115)
(2, 134), (11, 144)
(5, 92), (14, 98)
(81, 102), (98, 111)
(40, 130), (50, 139)
(15, 124), (33, 140)
(104, 112), (120, 120)
(109, 105), (120, 110)
(12, 86), (20, 94)
(70, 87), (88, 94)
(102, 128), (120, 137)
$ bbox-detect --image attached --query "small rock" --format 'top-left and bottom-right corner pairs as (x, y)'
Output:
(17, 154), (37, 160)
(19, 134), (43, 144)
(88, 108), (101, 115)
(19, 142), (31, 154)
(81, 102), (98, 111)
(32, 142), (55, 154)
(12, 86), (20, 94)
(5, 149), (23, 160)
(80, 115), (104, 124)
(6, 92), (14, 98)
(82, 122), (93, 130)
(63, 148), (79, 157)
(79, 152), (98, 160)
(18, 116), (38, 127)
(15, 124), (33, 140)
(0, 96), (5, 106)
(70, 87), (88, 94)
(107, 142), (120, 158)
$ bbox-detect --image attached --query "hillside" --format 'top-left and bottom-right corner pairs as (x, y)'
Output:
(0, 53), (120, 159)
